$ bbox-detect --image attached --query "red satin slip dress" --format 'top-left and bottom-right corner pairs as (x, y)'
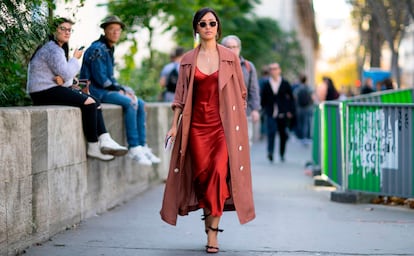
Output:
(189, 67), (230, 217)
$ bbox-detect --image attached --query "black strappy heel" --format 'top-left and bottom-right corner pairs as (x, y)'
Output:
(201, 213), (211, 234)
(205, 226), (223, 253)
(201, 213), (210, 221)
(208, 226), (223, 233)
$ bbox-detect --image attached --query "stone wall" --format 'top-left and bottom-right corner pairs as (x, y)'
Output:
(0, 103), (172, 256)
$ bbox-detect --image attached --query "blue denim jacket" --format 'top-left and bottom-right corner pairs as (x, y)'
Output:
(80, 35), (120, 99)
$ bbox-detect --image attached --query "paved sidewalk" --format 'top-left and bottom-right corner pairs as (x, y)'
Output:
(24, 136), (414, 256)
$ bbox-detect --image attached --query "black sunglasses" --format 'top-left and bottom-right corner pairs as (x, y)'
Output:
(198, 21), (217, 28)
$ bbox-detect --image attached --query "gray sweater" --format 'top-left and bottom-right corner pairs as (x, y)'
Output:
(27, 41), (80, 93)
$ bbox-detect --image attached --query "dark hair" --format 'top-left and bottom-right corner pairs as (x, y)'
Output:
(383, 78), (394, 90)
(322, 76), (339, 100)
(299, 74), (307, 84)
(171, 47), (185, 58)
(192, 7), (222, 40)
(51, 17), (74, 32)
(30, 17), (74, 61)
(261, 65), (270, 76)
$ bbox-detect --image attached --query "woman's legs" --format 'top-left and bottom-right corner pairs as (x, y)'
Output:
(87, 94), (108, 136)
(30, 87), (125, 160)
(204, 213), (222, 253)
(30, 87), (99, 142)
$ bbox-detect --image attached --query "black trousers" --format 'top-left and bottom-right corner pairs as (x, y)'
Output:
(266, 115), (289, 158)
(30, 86), (107, 142)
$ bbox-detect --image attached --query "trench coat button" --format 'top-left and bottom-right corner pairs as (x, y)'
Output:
(240, 165), (244, 171)
(232, 105), (236, 111)
(236, 125), (240, 131)
(238, 145), (243, 151)
(174, 168), (179, 173)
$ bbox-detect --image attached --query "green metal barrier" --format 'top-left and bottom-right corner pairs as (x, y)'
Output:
(348, 88), (414, 103)
(345, 103), (414, 198)
(311, 104), (320, 167)
(320, 102), (342, 186)
(314, 88), (414, 190)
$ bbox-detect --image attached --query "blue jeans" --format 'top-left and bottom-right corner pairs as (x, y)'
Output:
(296, 106), (313, 139)
(98, 90), (146, 148)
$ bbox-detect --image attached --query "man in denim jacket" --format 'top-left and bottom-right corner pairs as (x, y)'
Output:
(80, 15), (160, 166)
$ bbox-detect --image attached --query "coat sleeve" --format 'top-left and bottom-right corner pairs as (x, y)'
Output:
(234, 57), (247, 104)
(172, 61), (188, 111)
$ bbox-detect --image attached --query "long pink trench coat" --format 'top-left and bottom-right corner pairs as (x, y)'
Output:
(160, 44), (255, 226)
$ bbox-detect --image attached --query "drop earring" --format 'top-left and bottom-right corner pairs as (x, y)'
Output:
(194, 32), (200, 48)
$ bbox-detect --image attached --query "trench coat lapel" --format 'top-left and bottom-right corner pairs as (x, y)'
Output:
(217, 45), (235, 91)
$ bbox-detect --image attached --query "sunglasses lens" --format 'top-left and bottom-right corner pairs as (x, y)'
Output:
(198, 21), (217, 28)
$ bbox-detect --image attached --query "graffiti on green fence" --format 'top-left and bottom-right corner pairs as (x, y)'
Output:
(348, 107), (398, 190)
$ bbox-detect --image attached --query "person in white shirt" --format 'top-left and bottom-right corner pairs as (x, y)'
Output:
(260, 63), (296, 162)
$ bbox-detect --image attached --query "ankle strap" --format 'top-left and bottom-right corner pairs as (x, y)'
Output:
(208, 226), (223, 232)
(201, 213), (211, 220)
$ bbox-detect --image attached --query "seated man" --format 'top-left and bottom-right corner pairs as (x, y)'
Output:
(80, 15), (160, 166)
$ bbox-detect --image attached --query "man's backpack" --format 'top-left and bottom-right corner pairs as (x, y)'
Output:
(166, 65), (179, 93)
(296, 85), (313, 107)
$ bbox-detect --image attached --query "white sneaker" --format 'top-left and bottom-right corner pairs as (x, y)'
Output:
(143, 145), (161, 164)
(87, 142), (114, 161)
(128, 146), (152, 166)
(99, 133), (128, 156)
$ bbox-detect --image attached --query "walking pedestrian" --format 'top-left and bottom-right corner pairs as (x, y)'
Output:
(221, 35), (261, 145)
(259, 65), (270, 140)
(27, 17), (128, 161)
(160, 7), (255, 254)
(80, 15), (160, 166)
(159, 47), (185, 102)
(260, 62), (296, 162)
(293, 74), (313, 144)
(360, 77), (374, 94)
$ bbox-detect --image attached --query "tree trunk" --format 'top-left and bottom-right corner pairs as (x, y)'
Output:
(369, 16), (382, 67)
(391, 50), (401, 88)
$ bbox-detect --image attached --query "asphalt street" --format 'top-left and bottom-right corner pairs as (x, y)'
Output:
(24, 136), (414, 256)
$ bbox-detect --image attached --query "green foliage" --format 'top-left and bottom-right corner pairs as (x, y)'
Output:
(167, 0), (260, 49)
(0, 0), (89, 106)
(0, 0), (52, 106)
(105, 0), (305, 100)
(118, 50), (170, 102)
(227, 17), (304, 81)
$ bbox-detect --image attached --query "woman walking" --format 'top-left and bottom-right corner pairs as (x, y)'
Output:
(160, 7), (255, 253)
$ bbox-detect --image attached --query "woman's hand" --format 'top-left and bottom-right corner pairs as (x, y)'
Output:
(73, 48), (83, 59)
(54, 76), (64, 86)
(167, 126), (177, 139)
(165, 126), (177, 150)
